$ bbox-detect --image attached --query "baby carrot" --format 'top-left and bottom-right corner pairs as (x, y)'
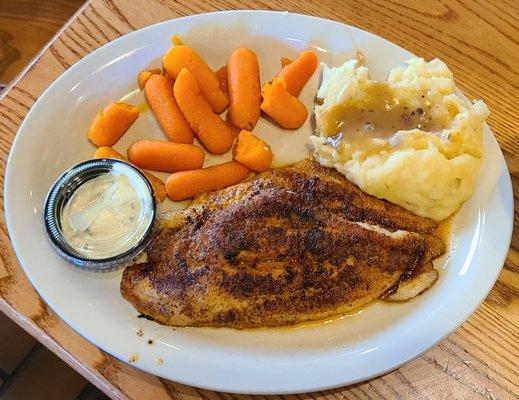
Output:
(94, 146), (129, 161)
(94, 146), (126, 160)
(88, 102), (139, 147)
(233, 130), (273, 173)
(144, 74), (194, 144)
(88, 111), (104, 143)
(227, 48), (261, 130)
(165, 161), (250, 201)
(173, 68), (234, 154)
(138, 69), (162, 90)
(163, 45), (229, 113)
(93, 146), (167, 202)
(260, 77), (308, 129)
(127, 140), (205, 173)
(276, 50), (318, 97)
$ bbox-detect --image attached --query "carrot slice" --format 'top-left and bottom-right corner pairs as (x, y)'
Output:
(280, 57), (292, 68)
(144, 74), (194, 143)
(127, 140), (204, 173)
(260, 77), (308, 129)
(93, 146), (167, 202)
(165, 161), (250, 201)
(138, 69), (161, 90)
(233, 130), (273, 172)
(276, 50), (318, 96)
(227, 48), (261, 130)
(87, 102), (139, 147)
(163, 45), (229, 113)
(170, 35), (183, 45)
(173, 68), (234, 154)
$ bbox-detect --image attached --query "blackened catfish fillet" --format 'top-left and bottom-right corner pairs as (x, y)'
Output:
(121, 160), (445, 328)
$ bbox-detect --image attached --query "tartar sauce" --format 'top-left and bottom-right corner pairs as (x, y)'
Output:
(61, 173), (143, 255)
(45, 158), (156, 270)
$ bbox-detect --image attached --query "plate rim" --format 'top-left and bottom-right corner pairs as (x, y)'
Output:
(3, 9), (514, 394)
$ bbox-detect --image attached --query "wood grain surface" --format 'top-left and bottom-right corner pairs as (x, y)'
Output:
(0, 0), (85, 84)
(0, 1), (518, 399)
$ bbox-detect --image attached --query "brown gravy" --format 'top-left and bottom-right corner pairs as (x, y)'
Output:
(433, 215), (453, 243)
(324, 82), (451, 157)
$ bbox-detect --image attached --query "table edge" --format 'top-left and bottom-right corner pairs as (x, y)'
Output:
(0, 0), (93, 101)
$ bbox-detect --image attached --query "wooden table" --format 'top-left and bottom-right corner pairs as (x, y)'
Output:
(0, 0), (85, 85)
(0, 1), (517, 399)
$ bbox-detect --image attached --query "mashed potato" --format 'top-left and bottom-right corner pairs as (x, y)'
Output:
(311, 58), (489, 221)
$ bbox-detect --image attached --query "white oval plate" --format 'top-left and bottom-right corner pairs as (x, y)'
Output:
(4, 11), (513, 394)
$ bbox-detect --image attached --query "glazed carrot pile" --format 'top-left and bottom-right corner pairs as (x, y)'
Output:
(86, 37), (318, 201)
